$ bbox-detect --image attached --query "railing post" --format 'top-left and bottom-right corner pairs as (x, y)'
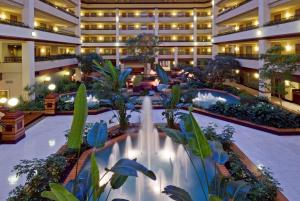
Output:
(44, 93), (59, 115)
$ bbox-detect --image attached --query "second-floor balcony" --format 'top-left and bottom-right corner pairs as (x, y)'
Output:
(217, 25), (258, 36)
(35, 26), (78, 37)
(3, 56), (22, 63)
(218, 0), (252, 17)
(35, 54), (76, 62)
(39, 0), (78, 18)
(218, 53), (259, 60)
(265, 14), (300, 27)
(0, 18), (28, 28)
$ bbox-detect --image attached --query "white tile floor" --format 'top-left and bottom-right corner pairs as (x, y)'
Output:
(0, 110), (299, 201)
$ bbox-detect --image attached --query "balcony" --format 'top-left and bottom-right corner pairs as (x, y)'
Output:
(35, 26), (78, 37)
(159, 28), (193, 34)
(3, 57), (22, 63)
(120, 14), (154, 23)
(39, 0), (78, 18)
(217, 25), (258, 36)
(81, 28), (116, 35)
(0, 18), (28, 28)
(35, 55), (78, 71)
(215, 0), (258, 24)
(35, 54), (76, 62)
(218, 53), (259, 60)
(218, 0), (252, 17)
(265, 15), (300, 27)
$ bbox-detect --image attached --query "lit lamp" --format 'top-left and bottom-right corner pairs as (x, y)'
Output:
(48, 84), (56, 91)
(254, 72), (259, 79)
(64, 71), (70, 76)
(235, 69), (240, 74)
(44, 76), (51, 82)
(7, 98), (19, 108)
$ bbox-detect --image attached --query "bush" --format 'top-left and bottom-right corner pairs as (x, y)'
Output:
(8, 154), (67, 201)
(227, 152), (279, 201)
(208, 101), (300, 128)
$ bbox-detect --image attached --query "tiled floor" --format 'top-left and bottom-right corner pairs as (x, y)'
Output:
(0, 110), (299, 201)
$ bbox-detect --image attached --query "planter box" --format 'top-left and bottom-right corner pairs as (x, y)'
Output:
(0, 109), (25, 143)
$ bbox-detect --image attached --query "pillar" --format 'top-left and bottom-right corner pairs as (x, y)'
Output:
(258, 40), (271, 98)
(96, 47), (100, 55)
(258, 0), (270, 27)
(22, 41), (35, 100)
(212, 1), (218, 59)
(193, 8), (198, 67)
(174, 47), (178, 67)
(154, 8), (159, 36)
(75, 45), (81, 55)
(116, 8), (120, 67)
(22, 0), (34, 28)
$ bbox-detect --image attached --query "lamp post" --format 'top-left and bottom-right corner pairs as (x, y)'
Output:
(44, 84), (59, 115)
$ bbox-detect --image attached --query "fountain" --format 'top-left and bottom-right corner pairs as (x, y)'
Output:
(80, 96), (213, 200)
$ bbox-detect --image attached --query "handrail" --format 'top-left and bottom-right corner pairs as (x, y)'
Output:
(35, 26), (78, 37)
(0, 17), (28, 28)
(218, 53), (259, 60)
(218, 0), (252, 16)
(35, 54), (76, 62)
(3, 57), (22, 63)
(264, 15), (300, 26)
(39, 0), (78, 18)
(217, 25), (258, 36)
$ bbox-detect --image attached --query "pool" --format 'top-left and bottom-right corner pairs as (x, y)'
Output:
(191, 89), (240, 109)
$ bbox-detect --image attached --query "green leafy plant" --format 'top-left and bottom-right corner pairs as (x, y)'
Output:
(92, 60), (136, 131)
(8, 155), (67, 201)
(159, 112), (251, 201)
(260, 46), (300, 106)
(160, 85), (185, 128)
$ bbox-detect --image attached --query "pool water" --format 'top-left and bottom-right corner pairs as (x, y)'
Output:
(78, 136), (215, 201)
(192, 89), (240, 109)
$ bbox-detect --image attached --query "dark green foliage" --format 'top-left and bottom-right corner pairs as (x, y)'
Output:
(77, 53), (103, 73)
(227, 152), (279, 201)
(208, 101), (300, 128)
(8, 154), (67, 201)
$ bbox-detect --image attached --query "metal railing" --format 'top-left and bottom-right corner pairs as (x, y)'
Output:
(218, 53), (259, 60)
(217, 25), (258, 36)
(35, 26), (78, 37)
(35, 54), (76, 62)
(39, 0), (78, 18)
(264, 15), (300, 26)
(0, 18), (28, 28)
(3, 57), (22, 63)
(218, 0), (252, 16)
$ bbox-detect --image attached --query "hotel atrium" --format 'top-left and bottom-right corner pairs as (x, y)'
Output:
(0, 0), (300, 201)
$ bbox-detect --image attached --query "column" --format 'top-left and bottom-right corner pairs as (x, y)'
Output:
(96, 47), (100, 55)
(193, 8), (197, 67)
(116, 9), (120, 67)
(154, 8), (159, 36)
(258, 39), (271, 98)
(75, 45), (81, 55)
(258, 0), (270, 26)
(22, 41), (35, 100)
(211, 1), (218, 59)
(174, 47), (178, 67)
(154, 8), (159, 64)
(22, 0), (34, 28)
(74, 0), (81, 37)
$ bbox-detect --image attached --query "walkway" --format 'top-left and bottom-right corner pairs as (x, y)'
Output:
(0, 110), (299, 201)
(226, 81), (300, 114)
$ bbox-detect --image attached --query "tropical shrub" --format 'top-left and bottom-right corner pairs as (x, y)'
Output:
(208, 101), (300, 128)
(92, 60), (136, 131)
(8, 154), (67, 201)
(160, 85), (185, 128)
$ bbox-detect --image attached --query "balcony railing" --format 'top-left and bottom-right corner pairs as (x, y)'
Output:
(82, 27), (116, 30)
(83, 40), (116, 43)
(35, 26), (78, 37)
(84, 13), (116, 17)
(217, 25), (258, 36)
(35, 54), (76, 62)
(121, 13), (154, 18)
(264, 15), (300, 26)
(218, 0), (252, 16)
(160, 40), (193, 42)
(39, 0), (78, 18)
(218, 53), (259, 60)
(197, 52), (212, 55)
(3, 56), (22, 63)
(0, 18), (28, 28)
